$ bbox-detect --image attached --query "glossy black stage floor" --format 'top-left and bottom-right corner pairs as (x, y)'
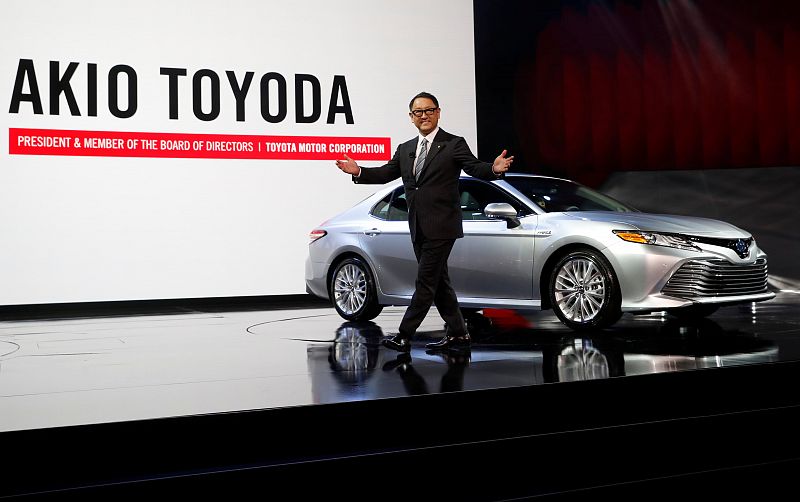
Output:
(3, 290), (800, 499)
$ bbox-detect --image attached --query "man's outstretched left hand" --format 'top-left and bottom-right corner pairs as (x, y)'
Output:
(492, 150), (514, 174)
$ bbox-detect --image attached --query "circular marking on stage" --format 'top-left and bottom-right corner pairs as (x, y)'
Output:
(245, 308), (407, 342)
(0, 340), (20, 358)
(244, 294), (800, 363)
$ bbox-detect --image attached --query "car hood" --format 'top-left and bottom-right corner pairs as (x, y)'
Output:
(563, 211), (750, 237)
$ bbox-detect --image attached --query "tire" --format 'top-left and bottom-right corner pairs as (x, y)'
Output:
(668, 304), (719, 320)
(549, 249), (622, 331)
(329, 257), (383, 321)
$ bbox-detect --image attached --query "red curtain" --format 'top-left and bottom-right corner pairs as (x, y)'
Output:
(515, 0), (800, 186)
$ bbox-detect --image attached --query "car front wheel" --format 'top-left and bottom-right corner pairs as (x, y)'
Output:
(330, 257), (383, 321)
(549, 249), (622, 331)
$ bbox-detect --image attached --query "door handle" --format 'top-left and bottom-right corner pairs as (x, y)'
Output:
(363, 228), (382, 236)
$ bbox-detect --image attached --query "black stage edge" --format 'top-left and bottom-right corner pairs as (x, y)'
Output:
(4, 359), (799, 499)
(0, 294), (329, 320)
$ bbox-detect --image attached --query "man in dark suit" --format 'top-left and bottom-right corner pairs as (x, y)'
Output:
(335, 91), (513, 352)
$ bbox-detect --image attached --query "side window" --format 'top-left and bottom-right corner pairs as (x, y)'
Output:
(370, 187), (408, 221)
(458, 179), (532, 221)
(387, 189), (408, 221)
(370, 192), (392, 220)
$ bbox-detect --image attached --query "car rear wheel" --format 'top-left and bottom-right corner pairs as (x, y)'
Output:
(330, 257), (383, 321)
(549, 249), (622, 331)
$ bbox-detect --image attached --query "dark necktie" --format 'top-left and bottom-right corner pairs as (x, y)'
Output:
(414, 138), (427, 181)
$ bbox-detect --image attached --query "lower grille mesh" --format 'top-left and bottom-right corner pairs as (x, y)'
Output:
(662, 258), (768, 298)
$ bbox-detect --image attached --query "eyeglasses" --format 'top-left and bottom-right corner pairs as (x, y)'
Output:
(410, 107), (438, 117)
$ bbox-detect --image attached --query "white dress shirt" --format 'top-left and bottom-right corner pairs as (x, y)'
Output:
(415, 126), (439, 161)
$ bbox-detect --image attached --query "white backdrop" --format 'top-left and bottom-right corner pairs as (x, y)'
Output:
(0, 0), (478, 305)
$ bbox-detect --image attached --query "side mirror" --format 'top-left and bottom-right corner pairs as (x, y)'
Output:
(484, 202), (521, 229)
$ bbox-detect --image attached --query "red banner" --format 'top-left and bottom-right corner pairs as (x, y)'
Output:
(8, 128), (391, 161)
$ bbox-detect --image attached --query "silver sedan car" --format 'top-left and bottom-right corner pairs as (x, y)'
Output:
(305, 174), (774, 331)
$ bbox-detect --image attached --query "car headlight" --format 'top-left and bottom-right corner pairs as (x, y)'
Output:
(613, 230), (700, 252)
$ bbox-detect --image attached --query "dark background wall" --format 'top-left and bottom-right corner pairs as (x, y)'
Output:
(474, 0), (800, 283)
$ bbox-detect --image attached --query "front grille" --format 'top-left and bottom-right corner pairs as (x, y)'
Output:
(687, 235), (753, 259)
(662, 258), (769, 298)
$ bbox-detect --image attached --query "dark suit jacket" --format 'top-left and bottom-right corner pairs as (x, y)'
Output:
(353, 129), (500, 241)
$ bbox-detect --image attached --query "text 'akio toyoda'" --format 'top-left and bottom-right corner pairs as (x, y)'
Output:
(8, 59), (354, 124)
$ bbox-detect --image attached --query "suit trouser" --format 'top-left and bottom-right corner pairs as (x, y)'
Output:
(398, 234), (466, 339)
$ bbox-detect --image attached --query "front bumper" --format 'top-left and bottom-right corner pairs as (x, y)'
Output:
(603, 239), (774, 312)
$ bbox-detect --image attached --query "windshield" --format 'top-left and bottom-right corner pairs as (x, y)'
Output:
(505, 176), (637, 213)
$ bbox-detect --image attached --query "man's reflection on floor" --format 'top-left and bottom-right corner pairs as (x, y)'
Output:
(381, 349), (471, 394)
(325, 321), (473, 395)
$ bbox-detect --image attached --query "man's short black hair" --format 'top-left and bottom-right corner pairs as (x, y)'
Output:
(409, 92), (439, 110)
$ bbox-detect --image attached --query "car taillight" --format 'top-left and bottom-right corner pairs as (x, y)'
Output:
(309, 229), (327, 244)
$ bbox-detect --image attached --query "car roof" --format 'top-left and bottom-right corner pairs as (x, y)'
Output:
(489, 173), (577, 184)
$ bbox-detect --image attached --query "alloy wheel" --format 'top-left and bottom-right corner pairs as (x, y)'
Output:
(333, 263), (367, 315)
(553, 257), (607, 323)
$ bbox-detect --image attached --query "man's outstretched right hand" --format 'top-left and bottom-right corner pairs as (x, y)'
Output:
(335, 154), (360, 176)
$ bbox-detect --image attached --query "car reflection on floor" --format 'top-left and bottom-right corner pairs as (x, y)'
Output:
(307, 312), (779, 402)
(541, 318), (778, 382)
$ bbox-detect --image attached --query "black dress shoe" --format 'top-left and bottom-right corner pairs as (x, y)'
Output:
(425, 333), (471, 350)
(382, 335), (411, 352)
